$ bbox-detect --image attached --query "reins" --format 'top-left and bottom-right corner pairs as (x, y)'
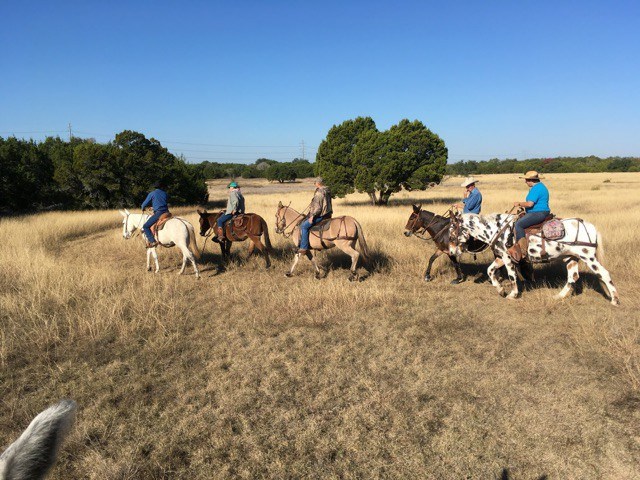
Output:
(409, 208), (451, 242)
(276, 203), (308, 238)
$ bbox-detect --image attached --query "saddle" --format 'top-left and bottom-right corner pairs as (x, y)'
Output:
(523, 214), (565, 261)
(150, 212), (173, 237)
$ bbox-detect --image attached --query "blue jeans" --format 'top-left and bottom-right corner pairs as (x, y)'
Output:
(143, 211), (165, 243)
(515, 211), (550, 240)
(299, 216), (323, 250)
(217, 213), (234, 229)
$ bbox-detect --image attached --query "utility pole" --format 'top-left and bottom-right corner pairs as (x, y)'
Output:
(68, 123), (72, 142)
(301, 139), (306, 160)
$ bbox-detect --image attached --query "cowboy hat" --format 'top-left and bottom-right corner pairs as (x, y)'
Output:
(460, 177), (478, 188)
(519, 170), (544, 180)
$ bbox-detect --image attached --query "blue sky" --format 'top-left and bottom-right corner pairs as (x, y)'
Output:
(1, 0), (639, 163)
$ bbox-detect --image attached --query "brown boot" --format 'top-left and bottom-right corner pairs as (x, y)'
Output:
(215, 226), (225, 242)
(508, 237), (528, 262)
(145, 240), (158, 248)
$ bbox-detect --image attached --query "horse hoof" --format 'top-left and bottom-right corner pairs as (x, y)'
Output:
(450, 277), (465, 285)
(424, 275), (432, 282)
(285, 272), (293, 278)
(499, 289), (507, 298)
(315, 273), (322, 280)
(348, 272), (358, 282)
(612, 298), (620, 307)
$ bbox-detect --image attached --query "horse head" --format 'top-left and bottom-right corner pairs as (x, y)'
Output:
(275, 201), (286, 234)
(404, 204), (424, 237)
(119, 209), (136, 239)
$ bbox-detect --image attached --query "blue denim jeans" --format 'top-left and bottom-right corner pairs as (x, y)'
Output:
(217, 213), (234, 229)
(515, 211), (550, 240)
(143, 211), (165, 243)
(299, 216), (323, 250)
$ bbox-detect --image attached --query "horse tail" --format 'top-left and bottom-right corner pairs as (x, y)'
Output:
(188, 223), (201, 259)
(354, 219), (370, 260)
(596, 230), (605, 264)
(0, 399), (76, 480)
(260, 217), (273, 251)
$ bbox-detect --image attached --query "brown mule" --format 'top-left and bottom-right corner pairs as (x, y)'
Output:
(197, 207), (272, 268)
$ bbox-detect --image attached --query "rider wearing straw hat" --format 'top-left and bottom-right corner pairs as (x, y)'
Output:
(214, 181), (245, 243)
(454, 177), (482, 214)
(141, 180), (169, 248)
(298, 177), (333, 255)
(508, 171), (550, 262)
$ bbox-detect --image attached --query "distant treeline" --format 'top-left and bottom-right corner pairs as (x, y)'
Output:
(0, 131), (207, 212)
(198, 158), (315, 183)
(446, 156), (640, 175)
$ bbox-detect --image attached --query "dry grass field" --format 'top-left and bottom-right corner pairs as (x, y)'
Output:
(1, 173), (639, 479)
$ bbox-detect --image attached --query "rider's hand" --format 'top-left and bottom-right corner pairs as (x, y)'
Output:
(513, 202), (520, 207)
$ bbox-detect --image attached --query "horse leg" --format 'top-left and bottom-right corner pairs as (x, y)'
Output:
(151, 248), (160, 273)
(555, 257), (579, 300)
(339, 242), (360, 281)
(285, 251), (303, 277)
(248, 234), (271, 269)
(449, 254), (466, 285)
(146, 248), (152, 272)
(503, 256), (520, 299)
(487, 257), (505, 297)
(424, 250), (442, 282)
(578, 253), (620, 305)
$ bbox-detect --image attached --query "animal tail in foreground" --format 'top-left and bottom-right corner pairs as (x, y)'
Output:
(595, 230), (605, 264)
(188, 224), (201, 259)
(355, 219), (370, 261)
(0, 399), (77, 480)
(260, 217), (273, 251)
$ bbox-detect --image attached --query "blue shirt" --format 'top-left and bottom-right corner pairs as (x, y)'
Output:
(525, 182), (550, 213)
(463, 188), (482, 214)
(141, 189), (168, 213)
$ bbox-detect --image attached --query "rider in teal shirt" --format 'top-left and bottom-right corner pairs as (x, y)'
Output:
(509, 171), (550, 262)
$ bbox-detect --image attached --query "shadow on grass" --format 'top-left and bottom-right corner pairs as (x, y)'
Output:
(322, 247), (393, 280)
(501, 468), (548, 480)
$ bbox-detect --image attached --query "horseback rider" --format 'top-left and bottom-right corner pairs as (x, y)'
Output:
(298, 177), (333, 255)
(454, 177), (482, 214)
(141, 180), (169, 248)
(508, 171), (550, 262)
(214, 181), (245, 243)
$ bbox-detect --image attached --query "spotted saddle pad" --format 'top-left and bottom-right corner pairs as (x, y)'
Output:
(541, 218), (565, 240)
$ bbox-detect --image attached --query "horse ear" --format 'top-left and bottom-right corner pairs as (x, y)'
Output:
(119, 210), (126, 217)
(124, 208), (130, 215)
(278, 201), (283, 208)
(412, 204), (420, 213)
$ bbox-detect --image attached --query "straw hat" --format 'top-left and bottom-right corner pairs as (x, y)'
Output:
(460, 177), (478, 188)
(519, 170), (544, 180)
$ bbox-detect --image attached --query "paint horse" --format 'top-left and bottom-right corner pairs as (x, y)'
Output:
(275, 201), (369, 281)
(404, 204), (488, 284)
(0, 400), (76, 479)
(449, 212), (620, 305)
(196, 207), (272, 269)
(119, 209), (200, 278)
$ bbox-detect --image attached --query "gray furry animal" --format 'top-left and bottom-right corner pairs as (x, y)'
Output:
(0, 400), (76, 480)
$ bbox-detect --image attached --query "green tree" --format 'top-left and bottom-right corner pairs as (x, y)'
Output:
(351, 119), (447, 205)
(265, 163), (297, 183)
(315, 116), (377, 197)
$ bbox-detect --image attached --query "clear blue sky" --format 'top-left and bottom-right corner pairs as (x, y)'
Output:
(1, 0), (639, 163)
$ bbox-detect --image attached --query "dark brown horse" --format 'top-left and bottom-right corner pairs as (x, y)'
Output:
(197, 207), (272, 268)
(404, 204), (487, 284)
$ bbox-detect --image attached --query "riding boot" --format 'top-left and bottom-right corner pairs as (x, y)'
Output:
(216, 226), (226, 243)
(508, 237), (528, 263)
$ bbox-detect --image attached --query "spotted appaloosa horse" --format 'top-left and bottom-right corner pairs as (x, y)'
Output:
(449, 212), (620, 305)
(404, 204), (488, 284)
(0, 400), (76, 479)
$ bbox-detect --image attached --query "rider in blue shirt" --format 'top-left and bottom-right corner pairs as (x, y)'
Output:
(141, 180), (169, 247)
(455, 177), (482, 214)
(508, 171), (551, 262)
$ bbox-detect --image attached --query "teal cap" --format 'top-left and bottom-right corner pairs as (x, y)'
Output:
(228, 181), (239, 188)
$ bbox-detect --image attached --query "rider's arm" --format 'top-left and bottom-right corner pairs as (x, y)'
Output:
(514, 201), (534, 208)
(141, 192), (153, 211)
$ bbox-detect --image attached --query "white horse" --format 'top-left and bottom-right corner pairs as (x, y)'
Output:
(119, 209), (201, 278)
(449, 212), (620, 305)
(0, 400), (76, 480)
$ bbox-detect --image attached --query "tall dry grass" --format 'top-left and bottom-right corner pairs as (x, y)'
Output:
(1, 173), (639, 478)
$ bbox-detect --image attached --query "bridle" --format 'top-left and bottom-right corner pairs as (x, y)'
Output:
(123, 213), (145, 240)
(407, 208), (451, 242)
(275, 203), (306, 238)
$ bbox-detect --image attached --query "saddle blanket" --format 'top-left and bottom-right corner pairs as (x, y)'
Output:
(542, 219), (565, 240)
